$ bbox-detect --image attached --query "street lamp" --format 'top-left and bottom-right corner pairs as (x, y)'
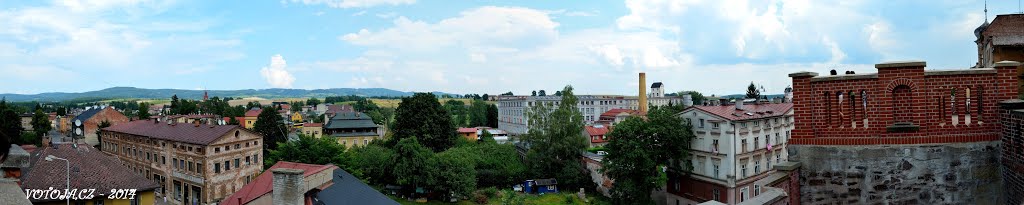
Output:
(45, 155), (69, 205)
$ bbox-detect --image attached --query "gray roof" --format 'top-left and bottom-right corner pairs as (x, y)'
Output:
(0, 179), (31, 204)
(314, 169), (399, 205)
(329, 132), (379, 137)
(325, 112), (378, 130)
(651, 82), (663, 88)
(72, 108), (104, 122)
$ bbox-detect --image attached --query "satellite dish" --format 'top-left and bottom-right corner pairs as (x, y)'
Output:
(74, 119), (82, 126)
(75, 128), (82, 136)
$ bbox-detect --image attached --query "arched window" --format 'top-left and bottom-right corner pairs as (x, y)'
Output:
(849, 91), (856, 125)
(950, 88), (958, 117)
(860, 90), (868, 120)
(966, 88), (972, 115)
(977, 86), (984, 121)
(837, 91), (845, 126)
(824, 92), (832, 127)
(892, 85), (913, 124)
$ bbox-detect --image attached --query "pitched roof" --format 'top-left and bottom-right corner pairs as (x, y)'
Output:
(21, 144), (160, 203)
(314, 168), (399, 205)
(457, 127), (478, 133)
(584, 125), (609, 136)
(0, 179), (31, 204)
(220, 161), (337, 205)
(72, 107), (106, 122)
(303, 123), (323, 127)
(325, 105), (354, 114)
(325, 112), (378, 130)
(983, 14), (1024, 37)
(245, 109), (263, 117)
(685, 103), (793, 121)
(535, 178), (557, 186)
(102, 120), (251, 145)
(600, 109), (638, 118)
(651, 82), (663, 88)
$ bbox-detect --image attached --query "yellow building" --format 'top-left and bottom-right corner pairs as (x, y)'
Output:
(302, 123), (324, 138)
(21, 144), (160, 205)
(458, 127), (479, 142)
(291, 112), (304, 123)
(323, 112), (385, 148)
(244, 109), (262, 129)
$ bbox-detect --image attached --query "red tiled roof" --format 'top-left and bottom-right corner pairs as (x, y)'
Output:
(20, 145), (37, 153)
(984, 14), (1024, 37)
(325, 105), (354, 114)
(457, 127), (477, 133)
(584, 125), (609, 136)
(102, 120), (251, 145)
(599, 109), (636, 118)
(245, 109), (263, 117)
(303, 123), (323, 127)
(220, 161), (338, 205)
(21, 144), (160, 203)
(686, 103), (793, 121)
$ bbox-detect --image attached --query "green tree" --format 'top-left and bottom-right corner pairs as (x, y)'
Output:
(348, 144), (396, 185)
(555, 91), (562, 96)
(228, 117), (240, 125)
(354, 98), (380, 112)
(306, 97), (322, 107)
(433, 151), (477, 198)
(469, 100), (488, 127)
(31, 108), (52, 137)
(486, 104), (498, 128)
(392, 137), (437, 192)
(254, 106), (288, 151)
(531, 90), (537, 96)
(137, 102), (151, 120)
(538, 90), (546, 96)
(501, 92), (513, 96)
(0, 99), (25, 145)
(95, 120), (112, 149)
(745, 82), (761, 99)
(266, 134), (346, 167)
(18, 132), (39, 147)
(603, 106), (695, 204)
(523, 85), (588, 189)
(393, 93), (455, 152)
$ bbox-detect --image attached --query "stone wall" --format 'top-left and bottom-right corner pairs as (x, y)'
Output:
(789, 142), (1001, 204)
(1000, 99), (1024, 204)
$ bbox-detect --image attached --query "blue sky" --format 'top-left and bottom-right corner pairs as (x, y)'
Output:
(1, 0), (1021, 96)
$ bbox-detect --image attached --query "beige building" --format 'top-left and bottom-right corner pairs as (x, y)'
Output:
(301, 123), (323, 138)
(323, 112), (384, 148)
(100, 119), (264, 205)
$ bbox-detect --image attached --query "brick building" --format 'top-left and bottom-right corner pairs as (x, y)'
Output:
(100, 119), (265, 205)
(1000, 99), (1024, 204)
(71, 106), (129, 146)
(787, 60), (1021, 204)
(667, 102), (793, 205)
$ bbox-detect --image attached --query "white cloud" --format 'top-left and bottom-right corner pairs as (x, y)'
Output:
(260, 55), (296, 88)
(290, 0), (415, 8)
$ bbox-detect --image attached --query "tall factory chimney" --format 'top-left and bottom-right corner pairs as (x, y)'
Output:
(639, 72), (648, 113)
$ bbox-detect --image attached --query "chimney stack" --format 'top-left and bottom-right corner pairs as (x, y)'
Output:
(682, 94), (693, 107)
(736, 99), (746, 110)
(639, 72), (648, 113)
(272, 168), (306, 205)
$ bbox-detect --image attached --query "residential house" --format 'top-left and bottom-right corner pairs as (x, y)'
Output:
(314, 167), (400, 205)
(301, 123), (323, 138)
(523, 179), (558, 194)
(244, 109), (262, 129)
(457, 128), (479, 142)
(71, 106), (129, 146)
(21, 143), (160, 205)
(597, 108), (643, 125)
(583, 124), (610, 148)
(100, 119), (265, 204)
(323, 112), (383, 148)
(220, 161), (337, 205)
(290, 112), (303, 123)
(457, 127), (509, 143)
(666, 102), (793, 205)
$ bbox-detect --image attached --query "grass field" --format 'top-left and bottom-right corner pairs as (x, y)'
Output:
(371, 98), (493, 109)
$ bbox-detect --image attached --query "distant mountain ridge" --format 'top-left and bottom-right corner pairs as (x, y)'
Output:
(0, 87), (457, 102)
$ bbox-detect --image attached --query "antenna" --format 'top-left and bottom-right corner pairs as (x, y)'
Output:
(985, 0), (988, 21)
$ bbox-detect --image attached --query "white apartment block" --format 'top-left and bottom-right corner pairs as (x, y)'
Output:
(497, 95), (639, 135)
(668, 102), (794, 205)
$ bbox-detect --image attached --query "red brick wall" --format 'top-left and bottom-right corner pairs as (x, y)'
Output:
(789, 62), (1020, 145)
(84, 107), (129, 134)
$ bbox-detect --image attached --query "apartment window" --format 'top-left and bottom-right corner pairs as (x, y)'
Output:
(214, 163), (221, 173)
(215, 148), (219, 153)
(254, 141), (258, 146)
(754, 159), (761, 173)
(711, 140), (719, 152)
(755, 137), (760, 149)
(699, 119), (705, 128)
(711, 122), (720, 129)
(741, 122), (747, 127)
(713, 164), (719, 178)
(740, 187), (748, 202)
(776, 153), (781, 163)
(188, 161), (194, 172)
(741, 139), (748, 152)
(754, 185), (761, 196)
(162, 156), (166, 165)
(225, 161), (231, 171)
(146, 152), (151, 161)
(741, 163), (748, 178)
(246, 156), (251, 165)
(173, 158), (178, 169)
(713, 189), (720, 201)
(753, 121), (759, 127)
(234, 144), (240, 149)
(254, 154), (259, 164)
(234, 158), (240, 168)
(197, 163), (203, 174)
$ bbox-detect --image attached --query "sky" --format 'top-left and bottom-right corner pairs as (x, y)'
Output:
(1, 0), (1022, 96)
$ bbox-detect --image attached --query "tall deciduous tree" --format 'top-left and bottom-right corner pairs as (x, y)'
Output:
(486, 104), (498, 128)
(266, 134), (346, 168)
(348, 144), (396, 185)
(170, 95), (180, 114)
(393, 93), (455, 152)
(137, 102), (151, 120)
(31, 108), (51, 137)
(254, 106), (288, 151)
(603, 105), (695, 204)
(746, 82), (761, 99)
(469, 100), (488, 127)
(392, 137), (436, 192)
(0, 99), (24, 146)
(523, 85), (588, 189)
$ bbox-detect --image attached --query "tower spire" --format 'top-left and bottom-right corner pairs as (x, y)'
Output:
(985, 0), (989, 22)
